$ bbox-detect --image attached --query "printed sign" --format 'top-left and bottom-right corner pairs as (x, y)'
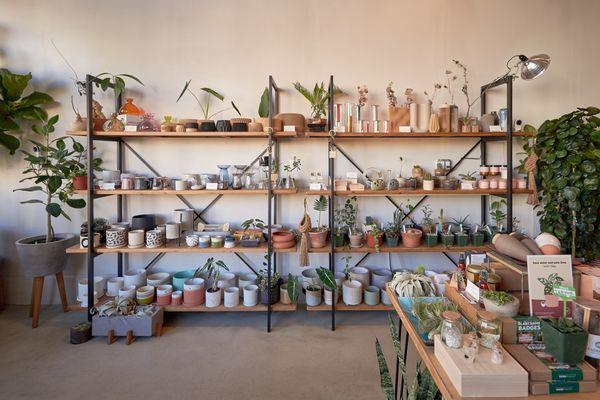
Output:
(527, 255), (573, 317)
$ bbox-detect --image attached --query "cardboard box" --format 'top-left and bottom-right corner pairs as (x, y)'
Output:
(529, 380), (597, 395)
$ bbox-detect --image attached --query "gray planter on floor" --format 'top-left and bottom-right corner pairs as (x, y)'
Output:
(15, 234), (75, 277)
(92, 307), (164, 337)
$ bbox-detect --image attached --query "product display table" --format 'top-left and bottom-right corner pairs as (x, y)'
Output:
(386, 285), (600, 400)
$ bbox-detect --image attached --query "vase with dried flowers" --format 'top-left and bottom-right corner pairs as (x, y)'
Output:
(387, 82), (410, 131)
(453, 59), (483, 133)
(425, 83), (442, 133)
(438, 68), (459, 132)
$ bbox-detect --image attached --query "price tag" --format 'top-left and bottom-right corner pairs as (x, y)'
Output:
(553, 285), (576, 318)
(329, 150), (336, 158)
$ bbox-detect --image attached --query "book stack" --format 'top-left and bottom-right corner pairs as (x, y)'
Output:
(506, 344), (597, 395)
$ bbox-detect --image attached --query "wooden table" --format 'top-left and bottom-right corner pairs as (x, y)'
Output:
(386, 285), (600, 400)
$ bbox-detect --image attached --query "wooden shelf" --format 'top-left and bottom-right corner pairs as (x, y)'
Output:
(305, 131), (534, 138)
(309, 243), (488, 253)
(73, 188), (298, 196)
(163, 302), (297, 312)
(66, 242), (296, 254)
(304, 188), (532, 196)
(306, 303), (393, 311)
(67, 130), (297, 138)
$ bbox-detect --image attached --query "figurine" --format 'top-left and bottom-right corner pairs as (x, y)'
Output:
(462, 332), (479, 363)
(491, 340), (504, 364)
(92, 100), (106, 120)
(68, 96), (86, 131)
(357, 85), (368, 107)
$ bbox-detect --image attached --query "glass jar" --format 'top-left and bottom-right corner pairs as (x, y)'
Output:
(466, 264), (483, 284)
(441, 311), (464, 348)
(411, 165), (423, 180)
(103, 113), (125, 132)
(119, 98), (144, 115)
(487, 273), (501, 291)
(137, 113), (160, 132)
(477, 310), (500, 348)
(232, 173), (243, 190)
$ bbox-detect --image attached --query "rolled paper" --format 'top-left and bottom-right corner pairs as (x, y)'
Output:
(492, 233), (534, 262)
(520, 237), (543, 255)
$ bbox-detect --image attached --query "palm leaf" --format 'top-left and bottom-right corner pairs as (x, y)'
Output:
(231, 101), (241, 116)
(316, 267), (336, 291)
(200, 87), (224, 101)
(293, 82), (314, 103)
(375, 339), (396, 400)
(313, 195), (328, 212)
(118, 73), (144, 86)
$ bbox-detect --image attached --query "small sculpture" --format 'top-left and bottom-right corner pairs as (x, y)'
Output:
(462, 332), (479, 363)
(357, 85), (368, 107)
(68, 96), (86, 131)
(491, 340), (504, 364)
(92, 100), (106, 120)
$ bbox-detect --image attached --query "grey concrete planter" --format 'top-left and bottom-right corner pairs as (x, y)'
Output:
(92, 307), (164, 337)
(15, 234), (75, 277)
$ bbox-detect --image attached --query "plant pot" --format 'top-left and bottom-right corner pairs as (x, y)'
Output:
(401, 229), (423, 248)
(441, 233), (455, 246)
(306, 286), (322, 306)
(308, 229), (328, 248)
(223, 287), (239, 308)
(381, 289), (392, 305)
(364, 286), (380, 306)
(482, 296), (520, 317)
(15, 234), (75, 278)
(425, 233), (438, 247)
(324, 288), (339, 305)
(257, 117), (283, 132)
(271, 231), (294, 243)
(205, 288), (221, 308)
(240, 238), (260, 247)
(280, 284), (292, 305)
(216, 120), (232, 132)
(349, 266), (370, 288)
(333, 233), (346, 247)
(199, 120), (216, 132)
(371, 269), (393, 289)
(172, 270), (195, 291)
(260, 284), (280, 305)
(366, 233), (383, 249)
(544, 293), (560, 308)
(471, 232), (485, 246)
(455, 233), (469, 247)
(342, 280), (362, 305)
(272, 239), (295, 249)
(243, 284), (259, 307)
(72, 175), (87, 190)
(301, 268), (321, 289)
(216, 272), (237, 290)
(422, 180), (434, 191)
(349, 232), (363, 248)
(461, 180), (476, 190)
(385, 235), (399, 247)
(541, 319), (588, 364)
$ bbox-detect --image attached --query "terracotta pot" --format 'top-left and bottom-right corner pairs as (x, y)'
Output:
(248, 122), (262, 132)
(401, 229), (422, 248)
(272, 239), (295, 249)
(349, 233), (363, 247)
(271, 231), (294, 243)
(492, 233), (534, 262)
(308, 229), (328, 248)
(366, 233), (383, 248)
(72, 175), (87, 190)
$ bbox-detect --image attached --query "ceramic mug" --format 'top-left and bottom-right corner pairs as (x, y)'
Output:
(185, 234), (199, 247)
(198, 235), (211, 248)
(243, 284), (259, 307)
(165, 222), (181, 240)
(128, 229), (145, 248)
(364, 285), (380, 306)
(146, 229), (164, 248)
(107, 277), (124, 297)
(106, 228), (127, 248)
(119, 285), (136, 299)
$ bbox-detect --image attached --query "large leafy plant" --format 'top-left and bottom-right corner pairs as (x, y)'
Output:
(293, 81), (342, 121)
(15, 114), (86, 242)
(176, 80), (240, 120)
(0, 69), (53, 154)
(534, 107), (600, 260)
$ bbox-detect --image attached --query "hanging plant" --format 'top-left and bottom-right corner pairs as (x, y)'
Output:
(534, 106), (600, 261)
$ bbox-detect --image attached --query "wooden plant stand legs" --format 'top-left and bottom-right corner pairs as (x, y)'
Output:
(0, 275), (5, 312)
(29, 272), (69, 328)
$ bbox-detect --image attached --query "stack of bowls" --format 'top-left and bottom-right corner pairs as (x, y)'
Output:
(136, 286), (155, 305)
(147, 272), (170, 287)
(172, 270), (195, 291)
(271, 231), (295, 249)
(124, 269), (147, 288)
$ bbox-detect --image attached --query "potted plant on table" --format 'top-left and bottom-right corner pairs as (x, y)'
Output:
(281, 156), (301, 189)
(258, 269), (282, 305)
(195, 257), (229, 308)
(481, 290), (520, 317)
(236, 218), (265, 247)
(541, 317), (588, 365)
(176, 81), (241, 132)
(293, 81), (342, 132)
(390, 269), (436, 297)
(15, 114), (86, 279)
(366, 224), (383, 252)
(459, 171), (477, 190)
(280, 273), (299, 305)
(308, 195), (329, 248)
(422, 172), (435, 191)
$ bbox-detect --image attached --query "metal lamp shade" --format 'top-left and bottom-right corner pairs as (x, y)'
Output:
(520, 54), (550, 80)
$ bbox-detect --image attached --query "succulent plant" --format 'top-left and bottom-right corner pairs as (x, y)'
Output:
(481, 290), (514, 306)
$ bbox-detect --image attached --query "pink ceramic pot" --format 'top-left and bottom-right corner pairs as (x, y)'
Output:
(156, 293), (171, 306)
(498, 179), (507, 189)
(171, 291), (183, 305)
(489, 178), (498, 189)
(183, 288), (204, 306)
(478, 179), (490, 189)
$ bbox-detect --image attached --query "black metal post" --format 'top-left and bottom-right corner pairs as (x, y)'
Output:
(85, 75), (95, 322)
(115, 90), (124, 277)
(506, 77), (514, 232)
(267, 76), (274, 333)
(328, 75), (336, 331)
(400, 329), (409, 398)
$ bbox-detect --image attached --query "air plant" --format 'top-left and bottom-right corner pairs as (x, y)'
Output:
(390, 271), (436, 297)
(386, 82), (398, 107)
(411, 299), (461, 339)
(357, 85), (368, 107)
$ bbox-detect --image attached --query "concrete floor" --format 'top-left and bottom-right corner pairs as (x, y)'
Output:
(0, 306), (409, 400)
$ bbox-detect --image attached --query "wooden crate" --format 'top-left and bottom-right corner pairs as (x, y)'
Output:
(434, 334), (528, 397)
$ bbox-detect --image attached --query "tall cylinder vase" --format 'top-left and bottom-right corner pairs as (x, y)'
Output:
(417, 103), (431, 133)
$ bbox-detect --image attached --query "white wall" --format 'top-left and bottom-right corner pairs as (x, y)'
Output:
(1, 0), (598, 304)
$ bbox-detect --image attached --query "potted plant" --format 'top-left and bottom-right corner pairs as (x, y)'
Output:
(459, 171), (477, 190)
(489, 199), (508, 236)
(481, 290), (520, 317)
(255, 87), (281, 132)
(422, 172), (434, 191)
(280, 273), (299, 305)
(541, 317), (588, 364)
(316, 267), (339, 305)
(440, 226), (455, 247)
(64, 142), (103, 191)
(537, 273), (564, 308)
(401, 226), (423, 248)
(293, 81), (342, 131)
(334, 196), (360, 247)
(195, 257), (229, 308)
(384, 208), (402, 247)
(0, 69), (53, 155)
(281, 156), (301, 189)
(390, 269), (436, 297)
(308, 195), (329, 248)
(235, 218), (265, 247)
(305, 282), (322, 306)
(176, 81), (241, 131)
(80, 218), (110, 244)
(366, 224), (383, 251)
(258, 269), (282, 305)
(471, 225), (485, 246)
(419, 204), (435, 234)
(15, 114), (85, 278)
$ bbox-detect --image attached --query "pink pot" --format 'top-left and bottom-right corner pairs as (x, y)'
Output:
(489, 178), (498, 189)
(184, 288), (204, 306)
(308, 230), (328, 248)
(156, 293), (171, 305)
(401, 229), (423, 248)
(171, 291), (182, 305)
(498, 179), (507, 189)
(478, 180), (490, 189)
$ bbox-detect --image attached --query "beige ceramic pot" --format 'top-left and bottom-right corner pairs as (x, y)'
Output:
(492, 234), (534, 261)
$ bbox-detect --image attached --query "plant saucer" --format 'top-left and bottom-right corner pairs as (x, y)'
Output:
(349, 243), (364, 248)
(128, 243), (144, 249)
(106, 243), (127, 249)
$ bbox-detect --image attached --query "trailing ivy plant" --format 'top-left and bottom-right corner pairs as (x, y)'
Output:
(534, 106), (600, 260)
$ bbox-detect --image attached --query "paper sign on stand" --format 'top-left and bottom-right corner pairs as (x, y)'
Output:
(526, 255), (573, 317)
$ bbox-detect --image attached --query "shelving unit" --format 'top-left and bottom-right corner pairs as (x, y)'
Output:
(317, 74), (532, 330)
(69, 74), (287, 333)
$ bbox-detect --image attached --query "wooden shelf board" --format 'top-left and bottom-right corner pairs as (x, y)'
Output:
(306, 303), (393, 311)
(305, 131), (534, 138)
(304, 188), (532, 196)
(67, 130), (296, 138)
(73, 188), (297, 196)
(309, 243), (488, 253)
(66, 242), (296, 254)
(163, 302), (297, 312)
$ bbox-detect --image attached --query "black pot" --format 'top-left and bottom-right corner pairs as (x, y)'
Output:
(131, 214), (156, 232)
(184, 122), (199, 131)
(260, 284), (280, 305)
(216, 120), (232, 132)
(307, 122), (326, 132)
(200, 121), (217, 132)
(231, 122), (247, 132)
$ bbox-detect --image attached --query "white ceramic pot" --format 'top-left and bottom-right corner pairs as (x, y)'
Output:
(461, 180), (476, 190)
(127, 229), (145, 247)
(301, 268), (321, 289)
(118, 285), (136, 299)
(371, 269), (392, 289)
(343, 280), (363, 305)
(185, 234), (199, 247)
(306, 286), (322, 306)
(243, 284), (259, 307)
(364, 285), (380, 306)
(280, 284), (292, 305)
(217, 272), (237, 291)
(165, 222), (181, 240)
(147, 272), (170, 287)
(334, 272), (345, 289)
(173, 208), (194, 232)
(223, 287), (239, 308)
(239, 273), (258, 296)
(80, 291), (98, 307)
(124, 269), (147, 288)
(93, 276), (105, 297)
(205, 288), (222, 308)
(422, 180), (434, 191)
(381, 289), (392, 305)
(106, 277), (124, 297)
(482, 296), (520, 317)
(324, 288), (339, 305)
(349, 267), (370, 288)
(77, 279), (88, 301)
